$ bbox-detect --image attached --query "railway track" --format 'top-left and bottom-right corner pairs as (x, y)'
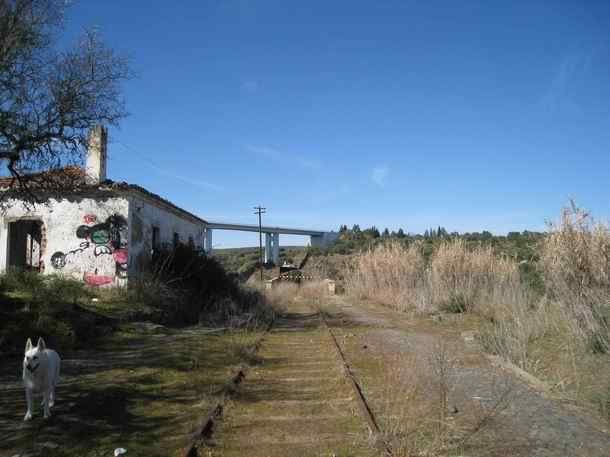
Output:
(184, 294), (610, 457)
(196, 300), (385, 456)
(181, 321), (273, 457)
(317, 308), (393, 456)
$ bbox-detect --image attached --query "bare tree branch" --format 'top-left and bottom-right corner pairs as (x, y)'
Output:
(0, 0), (131, 207)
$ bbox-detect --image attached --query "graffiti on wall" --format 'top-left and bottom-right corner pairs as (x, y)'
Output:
(51, 214), (128, 286)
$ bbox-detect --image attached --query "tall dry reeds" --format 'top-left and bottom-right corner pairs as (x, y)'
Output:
(344, 241), (427, 312)
(262, 280), (331, 312)
(429, 239), (522, 316)
(540, 201), (610, 352)
(343, 239), (546, 367)
(344, 239), (526, 316)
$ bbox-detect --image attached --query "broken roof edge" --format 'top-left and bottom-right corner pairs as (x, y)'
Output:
(0, 177), (208, 227)
(108, 180), (208, 226)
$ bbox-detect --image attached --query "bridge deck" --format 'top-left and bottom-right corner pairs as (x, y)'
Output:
(206, 222), (325, 236)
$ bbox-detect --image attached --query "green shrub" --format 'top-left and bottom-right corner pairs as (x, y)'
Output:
(0, 268), (44, 293)
(0, 274), (102, 354)
(441, 291), (469, 313)
(125, 244), (274, 326)
(42, 276), (89, 306)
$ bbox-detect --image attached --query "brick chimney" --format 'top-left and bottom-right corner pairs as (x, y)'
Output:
(86, 125), (108, 184)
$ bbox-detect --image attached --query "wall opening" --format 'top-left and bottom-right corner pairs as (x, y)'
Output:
(8, 220), (44, 271)
(152, 226), (160, 254)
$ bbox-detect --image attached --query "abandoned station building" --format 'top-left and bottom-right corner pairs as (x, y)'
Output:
(0, 127), (207, 286)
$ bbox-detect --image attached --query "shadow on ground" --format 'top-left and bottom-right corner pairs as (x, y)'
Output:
(0, 323), (262, 457)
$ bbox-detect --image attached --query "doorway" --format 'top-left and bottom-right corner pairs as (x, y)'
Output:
(8, 220), (43, 271)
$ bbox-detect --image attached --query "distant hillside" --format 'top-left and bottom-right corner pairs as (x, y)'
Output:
(214, 246), (308, 279)
(314, 225), (544, 262)
(304, 226), (546, 286)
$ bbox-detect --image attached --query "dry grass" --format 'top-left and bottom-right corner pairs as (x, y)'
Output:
(342, 239), (548, 369)
(344, 241), (427, 312)
(343, 201), (610, 422)
(379, 353), (443, 456)
(344, 239), (525, 317)
(263, 280), (331, 311)
(539, 200), (610, 353)
(263, 282), (299, 312)
(430, 239), (521, 316)
(375, 340), (514, 456)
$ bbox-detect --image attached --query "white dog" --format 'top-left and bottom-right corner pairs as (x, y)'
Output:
(23, 337), (61, 421)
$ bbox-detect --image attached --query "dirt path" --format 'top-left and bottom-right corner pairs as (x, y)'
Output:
(208, 301), (374, 457)
(328, 298), (610, 457)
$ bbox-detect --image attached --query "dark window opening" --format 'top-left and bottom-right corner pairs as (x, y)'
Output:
(173, 232), (179, 248)
(188, 235), (194, 250)
(8, 220), (43, 271)
(151, 226), (160, 255)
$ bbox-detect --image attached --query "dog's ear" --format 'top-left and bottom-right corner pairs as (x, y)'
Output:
(37, 337), (46, 351)
(25, 338), (33, 352)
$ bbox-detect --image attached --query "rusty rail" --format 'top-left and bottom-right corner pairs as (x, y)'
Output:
(317, 309), (393, 456)
(183, 308), (389, 456)
(181, 320), (273, 457)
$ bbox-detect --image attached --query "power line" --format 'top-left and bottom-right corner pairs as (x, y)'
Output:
(115, 140), (222, 191)
(254, 205), (266, 282)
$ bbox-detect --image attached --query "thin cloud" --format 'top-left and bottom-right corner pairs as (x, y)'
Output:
(371, 165), (389, 188)
(117, 141), (223, 191)
(241, 80), (259, 93)
(541, 49), (595, 114)
(141, 160), (224, 192)
(246, 145), (321, 170)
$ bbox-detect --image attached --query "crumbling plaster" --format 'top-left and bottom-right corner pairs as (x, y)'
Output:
(0, 191), (205, 286)
(127, 194), (205, 275)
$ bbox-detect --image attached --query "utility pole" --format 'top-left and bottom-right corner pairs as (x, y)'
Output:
(254, 205), (266, 281)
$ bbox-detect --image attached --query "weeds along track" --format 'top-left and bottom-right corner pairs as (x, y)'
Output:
(181, 320), (273, 457)
(317, 307), (393, 456)
(201, 300), (378, 457)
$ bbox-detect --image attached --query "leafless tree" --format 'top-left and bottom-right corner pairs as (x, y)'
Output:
(0, 0), (130, 206)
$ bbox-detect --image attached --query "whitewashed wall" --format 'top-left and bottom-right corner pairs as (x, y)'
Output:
(0, 195), (130, 286)
(127, 194), (205, 276)
(1, 192), (206, 285)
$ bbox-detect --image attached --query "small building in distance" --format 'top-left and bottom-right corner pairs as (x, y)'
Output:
(0, 126), (207, 286)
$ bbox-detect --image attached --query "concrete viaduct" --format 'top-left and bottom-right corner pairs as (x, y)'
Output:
(204, 222), (337, 264)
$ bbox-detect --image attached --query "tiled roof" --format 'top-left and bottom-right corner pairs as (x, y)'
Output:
(0, 167), (207, 225)
(0, 165), (86, 188)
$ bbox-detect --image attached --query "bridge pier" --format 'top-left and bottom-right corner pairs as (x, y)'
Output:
(264, 233), (280, 264)
(272, 232), (280, 264)
(264, 233), (272, 264)
(205, 228), (213, 254)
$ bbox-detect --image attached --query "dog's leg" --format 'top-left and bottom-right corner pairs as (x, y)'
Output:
(49, 386), (55, 408)
(43, 390), (51, 419)
(24, 388), (32, 421)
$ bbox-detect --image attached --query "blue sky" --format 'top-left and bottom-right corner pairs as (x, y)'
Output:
(62, 1), (610, 247)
